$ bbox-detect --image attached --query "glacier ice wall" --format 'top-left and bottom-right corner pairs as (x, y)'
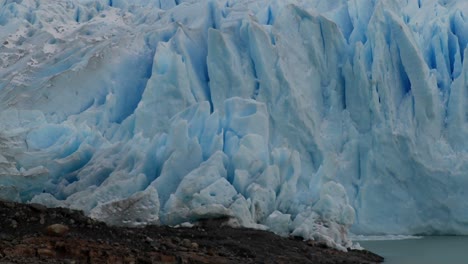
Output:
(0, 0), (467, 248)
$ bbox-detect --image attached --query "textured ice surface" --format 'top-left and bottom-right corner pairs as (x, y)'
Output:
(0, 0), (468, 250)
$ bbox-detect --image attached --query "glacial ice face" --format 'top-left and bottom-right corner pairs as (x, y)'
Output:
(0, 0), (468, 249)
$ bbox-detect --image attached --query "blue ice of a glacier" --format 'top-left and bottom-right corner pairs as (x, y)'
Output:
(1, 0), (468, 251)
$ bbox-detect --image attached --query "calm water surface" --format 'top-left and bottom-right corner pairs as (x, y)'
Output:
(357, 236), (468, 264)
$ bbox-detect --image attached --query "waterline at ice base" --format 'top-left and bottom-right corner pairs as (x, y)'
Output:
(0, 0), (467, 251)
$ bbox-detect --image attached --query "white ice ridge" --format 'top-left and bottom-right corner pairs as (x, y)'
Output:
(0, 0), (468, 250)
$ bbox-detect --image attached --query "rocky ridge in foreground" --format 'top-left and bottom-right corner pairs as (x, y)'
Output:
(0, 200), (383, 263)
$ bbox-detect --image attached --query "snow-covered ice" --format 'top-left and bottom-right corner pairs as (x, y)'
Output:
(0, 0), (468, 250)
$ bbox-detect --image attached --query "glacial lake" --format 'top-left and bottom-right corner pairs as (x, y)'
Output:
(356, 236), (468, 264)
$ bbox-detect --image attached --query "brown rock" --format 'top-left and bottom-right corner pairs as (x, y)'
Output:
(191, 242), (199, 250)
(40, 214), (46, 224)
(38, 248), (57, 258)
(10, 219), (17, 228)
(55, 241), (66, 248)
(159, 255), (177, 263)
(107, 255), (124, 264)
(47, 224), (70, 237)
(30, 203), (47, 212)
(207, 248), (215, 256)
(124, 256), (136, 264)
(181, 238), (191, 248)
(3, 244), (36, 257)
(179, 247), (188, 252)
(164, 241), (176, 249)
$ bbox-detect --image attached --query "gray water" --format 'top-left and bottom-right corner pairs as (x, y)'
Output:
(357, 236), (468, 264)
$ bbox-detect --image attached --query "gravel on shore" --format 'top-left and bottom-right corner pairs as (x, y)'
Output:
(0, 200), (383, 263)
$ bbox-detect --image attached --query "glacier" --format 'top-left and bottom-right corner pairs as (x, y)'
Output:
(0, 0), (468, 251)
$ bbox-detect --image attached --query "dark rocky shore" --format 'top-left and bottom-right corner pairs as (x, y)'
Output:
(0, 200), (383, 263)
